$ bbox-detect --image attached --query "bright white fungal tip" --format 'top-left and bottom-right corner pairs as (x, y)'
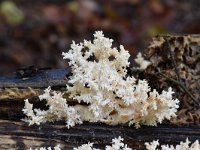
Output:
(23, 31), (179, 128)
(145, 140), (159, 150)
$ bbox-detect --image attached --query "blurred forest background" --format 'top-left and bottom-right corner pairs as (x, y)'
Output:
(0, 0), (200, 76)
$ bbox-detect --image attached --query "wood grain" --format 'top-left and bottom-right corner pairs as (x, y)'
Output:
(0, 69), (69, 88)
(0, 119), (200, 150)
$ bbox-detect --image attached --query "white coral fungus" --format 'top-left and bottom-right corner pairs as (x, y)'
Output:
(30, 138), (200, 150)
(30, 137), (131, 150)
(74, 136), (131, 150)
(23, 87), (82, 128)
(134, 52), (151, 70)
(145, 138), (200, 150)
(23, 31), (179, 128)
(30, 145), (61, 150)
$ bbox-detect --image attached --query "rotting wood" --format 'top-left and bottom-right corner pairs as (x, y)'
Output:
(0, 69), (69, 88)
(0, 119), (200, 150)
(0, 68), (70, 101)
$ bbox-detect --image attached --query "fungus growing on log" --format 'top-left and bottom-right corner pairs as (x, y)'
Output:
(23, 31), (179, 128)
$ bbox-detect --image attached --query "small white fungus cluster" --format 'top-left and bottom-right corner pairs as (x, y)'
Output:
(134, 52), (151, 70)
(30, 138), (200, 150)
(23, 31), (179, 128)
(145, 138), (200, 150)
(30, 145), (61, 150)
(30, 137), (131, 150)
(74, 136), (131, 150)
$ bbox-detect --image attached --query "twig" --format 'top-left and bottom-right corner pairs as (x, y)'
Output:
(159, 72), (180, 85)
(159, 72), (200, 107)
(166, 41), (181, 82)
(163, 38), (200, 108)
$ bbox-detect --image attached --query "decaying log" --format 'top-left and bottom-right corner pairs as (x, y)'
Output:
(0, 69), (70, 101)
(1, 119), (200, 150)
(0, 69), (70, 121)
(0, 69), (69, 88)
(0, 35), (200, 149)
